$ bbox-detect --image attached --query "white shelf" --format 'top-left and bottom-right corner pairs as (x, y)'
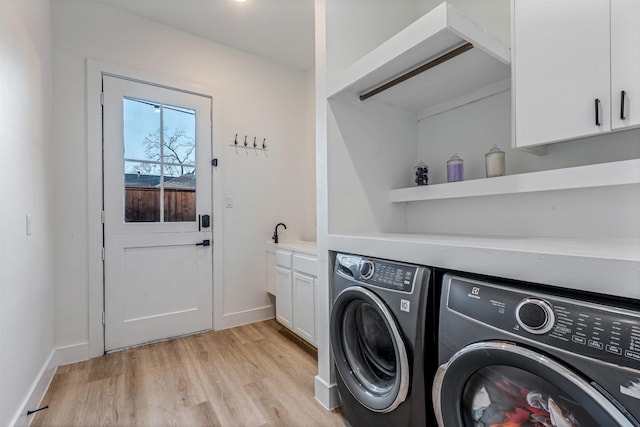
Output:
(390, 159), (640, 202)
(327, 2), (510, 113)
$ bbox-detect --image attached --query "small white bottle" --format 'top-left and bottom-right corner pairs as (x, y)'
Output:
(485, 145), (505, 178)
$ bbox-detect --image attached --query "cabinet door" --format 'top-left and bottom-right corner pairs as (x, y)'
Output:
(513, 0), (610, 147)
(292, 272), (316, 345)
(611, 0), (640, 130)
(275, 266), (293, 329)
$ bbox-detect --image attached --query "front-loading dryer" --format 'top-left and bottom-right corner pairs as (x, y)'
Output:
(433, 273), (640, 427)
(330, 253), (437, 426)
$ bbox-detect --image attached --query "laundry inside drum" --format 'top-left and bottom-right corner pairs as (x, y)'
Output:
(462, 365), (596, 426)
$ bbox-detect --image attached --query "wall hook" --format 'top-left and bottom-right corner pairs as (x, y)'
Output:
(228, 134), (268, 151)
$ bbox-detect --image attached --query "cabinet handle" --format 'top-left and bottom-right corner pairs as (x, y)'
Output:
(620, 90), (627, 120)
(595, 98), (601, 126)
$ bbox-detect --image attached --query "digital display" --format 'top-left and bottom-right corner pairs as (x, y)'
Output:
(364, 261), (415, 292)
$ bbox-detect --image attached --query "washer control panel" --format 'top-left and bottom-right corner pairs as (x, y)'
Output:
(446, 275), (640, 370)
(357, 258), (416, 293)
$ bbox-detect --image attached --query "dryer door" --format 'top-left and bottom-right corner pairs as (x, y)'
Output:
(330, 285), (409, 413)
(433, 341), (637, 427)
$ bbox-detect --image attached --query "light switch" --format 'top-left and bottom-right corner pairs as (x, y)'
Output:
(26, 214), (32, 235)
(225, 196), (233, 208)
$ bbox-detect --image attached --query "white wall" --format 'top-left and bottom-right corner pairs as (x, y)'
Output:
(327, 97), (416, 234)
(303, 67), (318, 241)
(325, 0), (509, 79)
(326, 1), (418, 77)
(51, 2), (315, 349)
(314, 0), (335, 408)
(326, 1), (441, 78)
(0, 1), (56, 426)
(446, 0), (510, 46)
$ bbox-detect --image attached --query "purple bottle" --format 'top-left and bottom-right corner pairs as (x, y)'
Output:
(447, 153), (464, 182)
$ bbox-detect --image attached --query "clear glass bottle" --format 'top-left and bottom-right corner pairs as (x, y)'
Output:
(485, 145), (506, 178)
(414, 161), (429, 186)
(447, 153), (464, 182)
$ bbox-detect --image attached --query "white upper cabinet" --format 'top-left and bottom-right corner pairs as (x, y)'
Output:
(513, 0), (640, 148)
(513, 0), (610, 147)
(328, 2), (510, 116)
(611, 0), (640, 130)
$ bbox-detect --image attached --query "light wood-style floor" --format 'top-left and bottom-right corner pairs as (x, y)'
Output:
(33, 319), (344, 426)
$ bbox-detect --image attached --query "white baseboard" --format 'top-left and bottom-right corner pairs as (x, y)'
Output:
(9, 342), (90, 427)
(51, 341), (90, 367)
(314, 375), (339, 410)
(215, 305), (275, 330)
(9, 350), (56, 427)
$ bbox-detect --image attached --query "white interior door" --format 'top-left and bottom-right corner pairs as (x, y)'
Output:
(102, 75), (213, 352)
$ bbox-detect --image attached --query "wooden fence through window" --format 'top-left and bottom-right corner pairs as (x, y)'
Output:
(125, 186), (196, 222)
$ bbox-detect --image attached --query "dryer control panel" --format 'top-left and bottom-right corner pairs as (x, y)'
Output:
(445, 275), (640, 370)
(358, 258), (416, 293)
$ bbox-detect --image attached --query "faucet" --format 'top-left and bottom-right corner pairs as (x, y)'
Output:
(272, 223), (287, 244)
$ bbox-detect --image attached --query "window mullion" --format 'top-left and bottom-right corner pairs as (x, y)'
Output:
(159, 105), (165, 223)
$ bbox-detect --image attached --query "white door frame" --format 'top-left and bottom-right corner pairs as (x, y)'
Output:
(86, 58), (225, 357)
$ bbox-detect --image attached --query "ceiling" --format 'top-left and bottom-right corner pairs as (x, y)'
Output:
(94, 0), (315, 70)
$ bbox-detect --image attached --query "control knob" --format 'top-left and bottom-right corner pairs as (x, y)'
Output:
(516, 298), (555, 335)
(360, 260), (375, 280)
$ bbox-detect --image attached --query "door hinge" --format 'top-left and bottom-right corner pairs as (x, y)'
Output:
(101, 247), (105, 261)
(101, 210), (105, 224)
(102, 312), (105, 325)
(211, 158), (218, 167)
(100, 92), (104, 105)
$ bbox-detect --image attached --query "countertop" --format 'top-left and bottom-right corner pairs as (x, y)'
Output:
(266, 240), (317, 256)
(328, 233), (640, 301)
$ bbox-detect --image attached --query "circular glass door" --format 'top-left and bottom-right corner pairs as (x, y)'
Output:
(330, 286), (409, 413)
(462, 365), (595, 426)
(433, 342), (635, 427)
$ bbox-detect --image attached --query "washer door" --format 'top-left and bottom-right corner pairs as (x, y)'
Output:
(330, 285), (409, 413)
(433, 341), (636, 427)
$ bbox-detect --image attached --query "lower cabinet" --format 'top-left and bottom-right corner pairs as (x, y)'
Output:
(274, 248), (317, 346)
(275, 265), (293, 329)
(292, 272), (316, 344)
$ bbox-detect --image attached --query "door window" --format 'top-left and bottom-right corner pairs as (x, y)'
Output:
(330, 286), (409, 413)
(123, 98), (196, 223)
(463, 365), (598, 426)
(342, 301), (397, 394)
